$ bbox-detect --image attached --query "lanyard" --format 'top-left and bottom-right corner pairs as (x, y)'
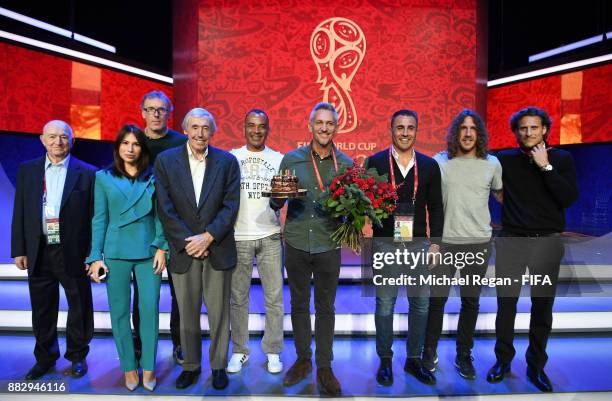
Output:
(43, 161), (57, 205)
(388, 147), (418, 205)
(310, 143), (338, 192)
(42, 174), (48, 205)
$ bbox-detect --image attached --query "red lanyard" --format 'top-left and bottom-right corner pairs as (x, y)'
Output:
(388, 147), (418, 205)
(310, 144), (338, 192)
(42, 175), (47, 205)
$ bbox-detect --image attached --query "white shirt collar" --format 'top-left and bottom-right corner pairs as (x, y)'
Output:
(45, 154), (70, 169)
(391, 145), (415, 164)
(391, 145), (415, 178)
(187, 143), (208, 161)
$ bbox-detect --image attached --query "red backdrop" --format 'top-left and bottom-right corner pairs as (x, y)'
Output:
(174, 0), (486, 163)
(0, 42), (173, 140)
(487, 63), (612, 149)
(4, 6), (609, 154)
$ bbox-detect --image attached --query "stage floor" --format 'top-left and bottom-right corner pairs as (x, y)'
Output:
(0, 333), (611, 398)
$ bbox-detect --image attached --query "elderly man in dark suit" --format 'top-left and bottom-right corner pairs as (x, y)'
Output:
(155, 108), (240, 390)
(11, 120), (95, 380)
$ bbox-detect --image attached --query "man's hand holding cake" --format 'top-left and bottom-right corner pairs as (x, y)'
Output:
(264, 170), (306, 198)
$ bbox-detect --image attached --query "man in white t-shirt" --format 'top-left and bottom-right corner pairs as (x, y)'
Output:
(423, 109), (503, 379)
(228, 109), (285, 374)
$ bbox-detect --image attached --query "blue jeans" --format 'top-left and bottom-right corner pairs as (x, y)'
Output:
(373, 239), (430, 359)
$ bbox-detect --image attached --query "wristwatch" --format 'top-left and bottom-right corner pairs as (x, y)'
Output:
(541, 164), (553, 172)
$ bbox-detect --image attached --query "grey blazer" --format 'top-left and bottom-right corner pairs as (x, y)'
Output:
(154, 144), (240, 273)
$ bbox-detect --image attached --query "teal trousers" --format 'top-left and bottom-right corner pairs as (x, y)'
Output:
(106, 257), (161, 371)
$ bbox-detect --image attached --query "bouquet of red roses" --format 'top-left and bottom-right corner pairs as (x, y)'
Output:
(320, 165), (398, 254)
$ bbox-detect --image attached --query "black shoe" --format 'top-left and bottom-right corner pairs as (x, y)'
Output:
(422, 347), (438, 372)
(376, 358), (393, 386)
(70, 360), (88, 378)
(173, 345), (184, 365)
(486, 361), (511, 383)
(176, 368), (201, 389)
(25, 362), (55, 380)
(527, 365), (553, 392)
(212, 369), (229, 390)
(404, 358), (436, 385)
(454, 353), (476, 380)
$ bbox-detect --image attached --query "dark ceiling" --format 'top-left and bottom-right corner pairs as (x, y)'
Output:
(488, 0), (611, 78)
(1, 0), (610, 78)
(0, 0), (173, 75)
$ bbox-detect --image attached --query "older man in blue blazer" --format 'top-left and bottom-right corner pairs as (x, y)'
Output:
(154, 108), (240, 390)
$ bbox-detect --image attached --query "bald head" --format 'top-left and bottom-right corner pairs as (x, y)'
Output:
(43, 120), (73, 138)
(40, 120), (74, 162)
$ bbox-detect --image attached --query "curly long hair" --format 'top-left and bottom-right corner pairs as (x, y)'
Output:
(446, 109), (489, 159)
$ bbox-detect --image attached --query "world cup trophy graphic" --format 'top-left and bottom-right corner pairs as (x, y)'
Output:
(310, 17), (366, 134)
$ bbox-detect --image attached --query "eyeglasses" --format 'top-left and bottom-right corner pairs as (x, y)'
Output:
(143, 107), (169, 115)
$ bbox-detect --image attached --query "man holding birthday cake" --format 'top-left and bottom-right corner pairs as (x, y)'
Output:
(270, 102), (353, 396)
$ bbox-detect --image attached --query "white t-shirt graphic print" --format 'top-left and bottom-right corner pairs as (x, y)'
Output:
(231, 146), (284, 241)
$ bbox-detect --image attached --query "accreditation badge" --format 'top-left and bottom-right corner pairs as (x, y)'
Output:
(44, 204), (61, 244)
(393, 202), (414, 243)
(46, 218), (61, 244)
(393, 214), (414, 242)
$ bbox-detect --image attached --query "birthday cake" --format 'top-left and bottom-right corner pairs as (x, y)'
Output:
(270, 174), (299, 193)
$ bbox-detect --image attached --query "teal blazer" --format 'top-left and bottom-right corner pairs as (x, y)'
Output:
(86, 169), (168, 263)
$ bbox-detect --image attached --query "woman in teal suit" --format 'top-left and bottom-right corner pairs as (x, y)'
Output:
(87, 125), (167, 391)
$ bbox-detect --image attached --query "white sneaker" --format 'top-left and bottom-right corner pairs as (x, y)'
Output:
(267, 354), (283, 374)
(227, 353), (249, 373)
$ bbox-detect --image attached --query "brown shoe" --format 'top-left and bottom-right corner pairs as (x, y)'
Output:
(317, 367), (342, 396)
(283, 359), (312, 386)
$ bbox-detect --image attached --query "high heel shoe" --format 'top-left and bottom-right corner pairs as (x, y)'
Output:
(124, 371), (139, 391)
(143, 370), (157, 391)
